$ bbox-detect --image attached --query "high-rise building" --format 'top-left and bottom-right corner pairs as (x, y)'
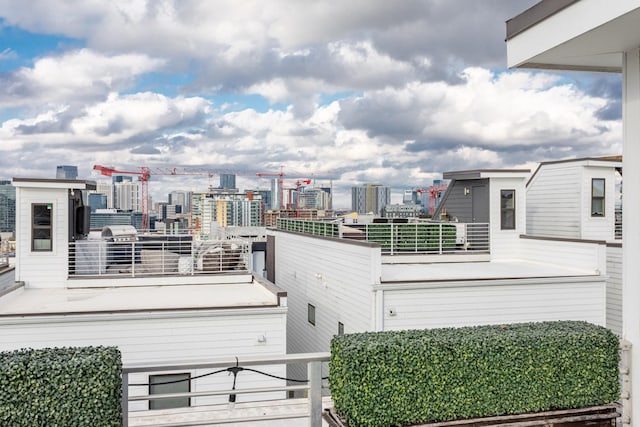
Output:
(88, 193), (108, 212)
(95, 182), (114, 209)
(168, 190), (191, 213)
(56, 165), (78, 180)
(219, 174), (237, 191)
(191, 192), (263, 237)
(300, 188), (331, 210)
(114, 181), (141, 212)
(351, 184), (391, 216)
(112, 175), (133, 184)
(0, 180), (16, 233)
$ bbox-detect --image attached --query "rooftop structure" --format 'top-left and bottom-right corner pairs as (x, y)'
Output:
(269, 164), (612, 387)
(0, 177), (289, 424)
(506, 2), (638, 424)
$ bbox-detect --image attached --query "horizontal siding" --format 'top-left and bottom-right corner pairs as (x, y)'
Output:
(519, 237), (605, 273)
(16, 188), (70, 288)
(383, 279), (605, 330)
(527, 164), (580, 238)
(272, 231), (379, 384)
(0, 310), (287, 410)
(606, 246), (622, 336)
(489, 178), (526, 260)
(581, 167), (616, 241)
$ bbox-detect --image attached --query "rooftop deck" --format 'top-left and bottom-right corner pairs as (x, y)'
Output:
(68, 237), (251, 279)
(275, 218), (490, 255)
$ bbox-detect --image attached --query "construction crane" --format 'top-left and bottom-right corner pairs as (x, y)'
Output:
(284, 179), (312, 210)
(416, 183), (449, 216)
(93, 165), (216, 231)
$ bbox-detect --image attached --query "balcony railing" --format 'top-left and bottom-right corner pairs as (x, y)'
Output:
(276, 219), (490, 255)
(122, 352), (330, 427)
(615, 207), (622, 240)
(68, 239), (250, 278)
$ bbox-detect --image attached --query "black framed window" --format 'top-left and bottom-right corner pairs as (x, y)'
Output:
(308, 304), (316, 326)
(338, 322), (344, 336)
(500, 190), (515, 230)
(149, 373), (190, 410)
(591, 178), (605, 217)
(32, 203), (53, 251)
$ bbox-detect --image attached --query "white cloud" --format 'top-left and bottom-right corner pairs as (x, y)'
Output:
(70, 92), (209, 138)
(0, 49), (164, 107)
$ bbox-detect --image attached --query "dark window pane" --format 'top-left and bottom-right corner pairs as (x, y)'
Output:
(149, 373), (190, 410)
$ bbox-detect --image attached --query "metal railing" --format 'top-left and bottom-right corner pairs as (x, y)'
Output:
(276, 218), (340, 237)
(362, 222), (490, 255)
(122, 352), (330, 427)
(276, 219), (490, 255)
(615, 207), (622, 240)
(68, 239), (250, 278)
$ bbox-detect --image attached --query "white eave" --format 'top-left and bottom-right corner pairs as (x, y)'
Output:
(506, 0), (640, 72)
(12, 178), (97, 191)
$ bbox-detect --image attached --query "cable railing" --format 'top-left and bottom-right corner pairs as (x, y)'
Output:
(122, 352), (330, 427)
(68, 239), (250, 278)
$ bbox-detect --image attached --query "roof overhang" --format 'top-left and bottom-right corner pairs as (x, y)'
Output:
(443, 169), (531, 181)
(12, 178), (97, 191)
(506, 0), (640, 72)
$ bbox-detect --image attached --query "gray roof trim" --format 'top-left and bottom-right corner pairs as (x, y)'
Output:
(506, 0), (580, 41)
(513, 62), (621, 73)
(443, 169), (530, 180)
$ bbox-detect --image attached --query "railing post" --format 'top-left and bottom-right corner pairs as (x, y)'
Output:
(122, 371), (129, 427)
(439, 223), (443, 255)
(308, 360), (322, 427)
(131, 242), (136, 277)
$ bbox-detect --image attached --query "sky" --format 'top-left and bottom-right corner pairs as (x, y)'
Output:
(0, 0), (623, 208)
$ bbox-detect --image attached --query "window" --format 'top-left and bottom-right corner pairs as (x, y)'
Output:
(149, 373), (190, 410)
(500, 190), (515, 230)
(338, 322), (344, 336)
(308, 304), (316, 326)
(592, 178), (605, 217)
(32, 203), (53, 251)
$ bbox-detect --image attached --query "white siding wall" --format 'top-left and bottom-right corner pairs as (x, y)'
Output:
(382, 278), (606, 330)
(526, 164), (581, 238)
(0, 309), (287, 410)
(273, 231), (380, 379)
(489, 178), (527, 260)
(16, 187), (70, 288)
(606, 244), (622, 335)
(581, 166), (616, 241)
(519, 237), (606, 274)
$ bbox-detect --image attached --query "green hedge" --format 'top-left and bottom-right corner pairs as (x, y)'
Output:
(0, 346), (122, 426)
(330, 321), (619, 427)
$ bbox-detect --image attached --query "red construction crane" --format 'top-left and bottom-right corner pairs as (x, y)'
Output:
(93, 165), (216, 231)
(284, 179), (312, 210)
(415, 183), (448, 216)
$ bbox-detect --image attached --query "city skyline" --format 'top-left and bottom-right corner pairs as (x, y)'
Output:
(0, 1), (622, 208)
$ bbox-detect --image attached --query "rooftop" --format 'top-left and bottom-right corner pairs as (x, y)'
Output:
(0, 280), (284, 317)
(381, 258), (600, 284)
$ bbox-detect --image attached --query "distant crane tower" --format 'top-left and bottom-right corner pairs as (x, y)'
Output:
(93, 164), (216, 231)
(428, 182), (448, 215)
(415, 182), (448, 216)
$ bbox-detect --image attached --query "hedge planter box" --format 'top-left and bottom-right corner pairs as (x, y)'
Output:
(323, 404), (619, 427)
(329, 321), (620, 427)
